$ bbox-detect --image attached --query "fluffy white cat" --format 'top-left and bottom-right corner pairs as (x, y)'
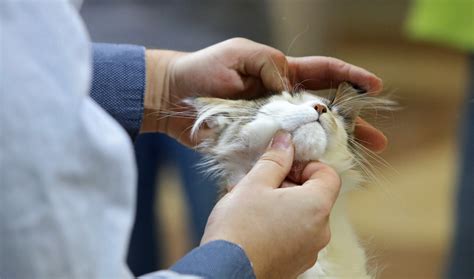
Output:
(186, 82), (394, 278)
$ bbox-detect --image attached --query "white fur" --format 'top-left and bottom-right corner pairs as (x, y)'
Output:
(191, 91), (374, 278)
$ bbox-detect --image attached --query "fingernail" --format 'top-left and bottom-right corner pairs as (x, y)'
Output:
(271, 130), (291, 150)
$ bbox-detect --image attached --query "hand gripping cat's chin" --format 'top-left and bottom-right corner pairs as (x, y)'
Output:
(185, 82), (395, 278)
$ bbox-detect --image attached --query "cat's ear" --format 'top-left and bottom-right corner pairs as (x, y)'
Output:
(333, 82), (365, 133)
(184, 97), (233, 139)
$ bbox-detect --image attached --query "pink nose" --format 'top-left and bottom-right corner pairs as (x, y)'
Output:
(314, 104), (327, 114)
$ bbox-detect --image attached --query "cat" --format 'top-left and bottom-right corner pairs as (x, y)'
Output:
(185, 82), (394, 278)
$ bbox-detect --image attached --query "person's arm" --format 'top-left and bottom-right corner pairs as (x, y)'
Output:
(91, 43), (256, 278)
(142, 240), (255, 279)
(90, 43), (146, 140)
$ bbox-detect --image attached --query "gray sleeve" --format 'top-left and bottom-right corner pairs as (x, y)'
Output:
(90, 43), (145, 140)
(1, 2), (136, 278)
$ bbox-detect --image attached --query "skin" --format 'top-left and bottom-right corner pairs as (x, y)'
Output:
(140, 38), (386, 278)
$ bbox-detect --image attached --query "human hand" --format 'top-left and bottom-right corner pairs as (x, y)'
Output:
(140, 38), (386, 151)
(201, 131), (341, 279)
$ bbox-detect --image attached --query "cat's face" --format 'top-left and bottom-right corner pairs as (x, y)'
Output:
(187, 82), (390, 187)
(250, 91), (352, 166)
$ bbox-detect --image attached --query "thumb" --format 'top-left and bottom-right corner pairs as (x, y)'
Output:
(238, 130), (294, 189)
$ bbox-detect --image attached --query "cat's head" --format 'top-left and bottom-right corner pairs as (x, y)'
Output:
(186, 82), (393, 188)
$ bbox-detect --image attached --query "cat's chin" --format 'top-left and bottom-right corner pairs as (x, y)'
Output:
(292, 122), (328, 162)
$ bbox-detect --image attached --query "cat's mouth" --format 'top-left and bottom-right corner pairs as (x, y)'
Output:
(314, 113), (335, 135)
(287, 117), (325, 133)
(290, 117), (328, 136)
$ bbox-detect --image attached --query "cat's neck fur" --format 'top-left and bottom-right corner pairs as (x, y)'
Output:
(300, 173), (371, 279)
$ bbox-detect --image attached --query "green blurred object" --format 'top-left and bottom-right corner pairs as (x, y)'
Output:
(407, 0), (474, 51)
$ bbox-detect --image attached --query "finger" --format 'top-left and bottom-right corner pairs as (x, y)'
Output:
(298, 162), (341, 209)
(238, 130), (294, 189)
(354, 118), (388, 153)
(235, 39), (290, 92)
(281, 180), (298, 188)
(240, 76), (266, 100)
(287, 56), (383, 94)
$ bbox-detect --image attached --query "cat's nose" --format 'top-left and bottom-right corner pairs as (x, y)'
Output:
(314, 104), (327, 114)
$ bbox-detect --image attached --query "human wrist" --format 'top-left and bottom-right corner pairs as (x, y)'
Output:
(140, 49), (182, 134)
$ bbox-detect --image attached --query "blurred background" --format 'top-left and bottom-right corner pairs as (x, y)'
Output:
(81, 1), (473, 278)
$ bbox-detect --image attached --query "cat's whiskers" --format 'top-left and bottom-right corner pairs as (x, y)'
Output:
(178, 122), (199, 142)
(285, 24), (310, 57)
(327, 85), (337, 106)
(269, 57), (291, 93)
(291, 78), (318, 93)
(349, 138), (396, 173)
(327, 138), (377, 183)
(348, 137), (399, 201)
(347, 138), (393, 186)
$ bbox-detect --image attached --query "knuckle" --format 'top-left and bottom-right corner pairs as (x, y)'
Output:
(317, 162), (336, 175)
(269, 49), (287, 63)
(327, 57), (346, 69)
(265, 50), (288, 70)
(302, 254), (318, 271)
(228, 37), (251, 45)
(318, 226), (331, 249)
(314, 199), (333, 218)
(309, 254), (318, 268)
(258, 151), (288, 171)
(318, 164), (342, 187)
(258, 156), (286, 171)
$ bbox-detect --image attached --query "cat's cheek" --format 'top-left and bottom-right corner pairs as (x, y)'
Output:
(292, 123), (327, 161)
(242, 118), (281, 151)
